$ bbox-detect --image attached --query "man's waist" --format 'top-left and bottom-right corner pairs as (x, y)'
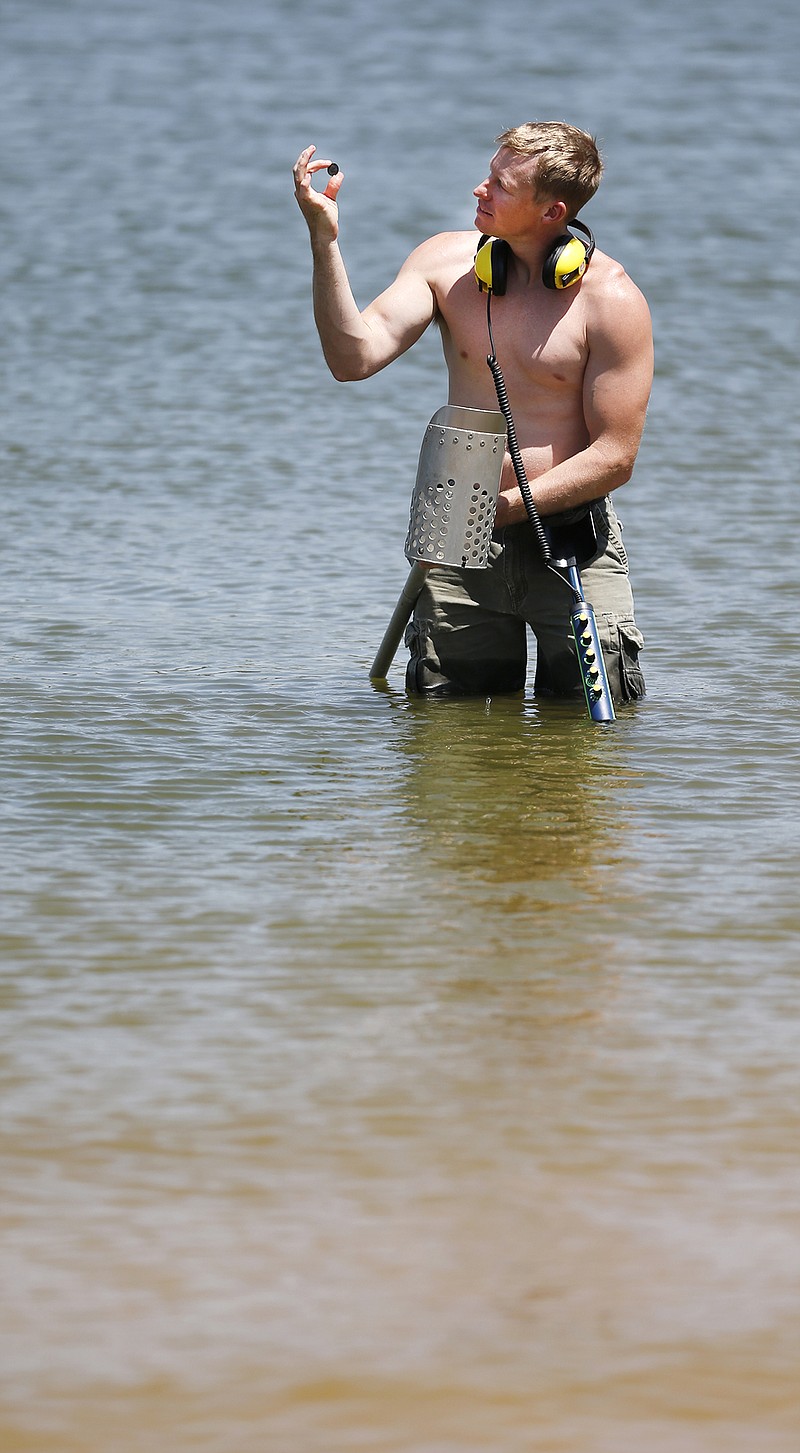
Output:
(499, 498), (608, 566)
(502, 498), (607, 530)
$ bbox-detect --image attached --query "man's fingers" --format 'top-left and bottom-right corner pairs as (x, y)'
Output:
(293, 146), (342, 192)
(292, 144), (317, 187)
(323, 171), (344, 200)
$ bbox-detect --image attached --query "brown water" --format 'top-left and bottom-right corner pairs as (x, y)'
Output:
(2, 0), (800, 1449)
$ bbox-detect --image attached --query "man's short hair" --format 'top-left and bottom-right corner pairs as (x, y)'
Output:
(497, 122), (603, 217)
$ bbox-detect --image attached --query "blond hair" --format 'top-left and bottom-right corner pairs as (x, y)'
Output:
(496, 122), (603, 216)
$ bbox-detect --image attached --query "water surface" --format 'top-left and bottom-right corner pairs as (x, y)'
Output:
(2, 1), (799, 1449)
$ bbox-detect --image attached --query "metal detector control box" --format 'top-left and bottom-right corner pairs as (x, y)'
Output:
(404, 405), (507, 568)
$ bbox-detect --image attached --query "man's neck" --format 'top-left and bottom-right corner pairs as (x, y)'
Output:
(504, 237), (553, 288)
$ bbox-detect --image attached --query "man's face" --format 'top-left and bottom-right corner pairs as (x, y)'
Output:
(473, 147), (543, 238)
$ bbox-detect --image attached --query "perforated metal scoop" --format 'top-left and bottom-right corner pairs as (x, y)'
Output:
(370, 406), (507, 680)
(404, 405), (506, 568)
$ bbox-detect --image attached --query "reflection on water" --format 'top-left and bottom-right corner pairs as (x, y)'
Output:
(388, 691), (631, 879)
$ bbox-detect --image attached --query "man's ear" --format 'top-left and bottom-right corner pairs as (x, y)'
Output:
(542, 199), (568, 224)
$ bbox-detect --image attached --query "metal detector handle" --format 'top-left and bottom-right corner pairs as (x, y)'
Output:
(369, 563), (428, 680)
(565, 565), (615, 722)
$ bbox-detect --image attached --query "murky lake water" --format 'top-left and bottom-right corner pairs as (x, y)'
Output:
(2, 0), (799, 1449)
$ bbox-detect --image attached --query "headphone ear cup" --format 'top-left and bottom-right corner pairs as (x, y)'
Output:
(542, 234), (590, 290)
(542, 237), (567, 290)
(490, 239), (509, 296)
(475, 237), (510, 295)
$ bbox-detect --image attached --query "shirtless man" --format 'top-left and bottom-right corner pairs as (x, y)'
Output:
(293, 123), (653, 702)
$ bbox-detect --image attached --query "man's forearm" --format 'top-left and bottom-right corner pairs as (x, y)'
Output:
(310, 238), (375, 382)
(496, 439), (637, 526)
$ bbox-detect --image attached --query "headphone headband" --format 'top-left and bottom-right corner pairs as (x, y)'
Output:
(475, 219), (595, 295)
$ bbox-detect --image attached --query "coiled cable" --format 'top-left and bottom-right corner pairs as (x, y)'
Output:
(486, 292), (572, 586)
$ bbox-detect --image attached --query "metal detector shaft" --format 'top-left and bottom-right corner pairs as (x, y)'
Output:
(484, 338), (615, 725)
(369, 563), (428, 680)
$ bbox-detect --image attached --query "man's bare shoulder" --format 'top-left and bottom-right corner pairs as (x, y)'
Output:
(402, 230), (478, 276)
(582, 249), (653, 375)
(586, 249), (650, 314)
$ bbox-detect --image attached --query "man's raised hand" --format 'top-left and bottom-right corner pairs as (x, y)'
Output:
(293, 144), (344, 241)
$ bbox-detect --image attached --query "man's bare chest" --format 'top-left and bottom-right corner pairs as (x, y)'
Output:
(436, 274), (588, 394)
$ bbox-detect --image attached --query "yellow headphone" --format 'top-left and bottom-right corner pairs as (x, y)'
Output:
(475, 220), (595, 294)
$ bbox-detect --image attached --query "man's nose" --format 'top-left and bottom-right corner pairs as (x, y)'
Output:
(474, 177), (489, 197)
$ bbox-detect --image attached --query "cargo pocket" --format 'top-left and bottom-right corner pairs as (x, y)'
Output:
(598, 617), (646, 703)
(615, 619), (645, 701)
(404, 618), (452, 694)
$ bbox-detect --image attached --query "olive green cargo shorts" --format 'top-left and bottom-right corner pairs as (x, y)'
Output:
(404, 498), (645, 703)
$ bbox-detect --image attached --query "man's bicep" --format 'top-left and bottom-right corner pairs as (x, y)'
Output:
(584, 290), (654, 459)
(361, 258), (437, 367)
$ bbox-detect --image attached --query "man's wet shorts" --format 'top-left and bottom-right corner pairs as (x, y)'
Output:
(404, 497), (645, 704)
